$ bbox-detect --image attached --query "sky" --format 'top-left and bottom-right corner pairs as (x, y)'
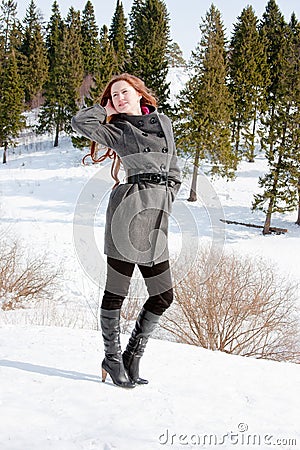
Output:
(17, 0), (300, 59)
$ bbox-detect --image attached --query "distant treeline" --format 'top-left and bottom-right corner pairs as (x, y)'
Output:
(0, 0), (299, 232)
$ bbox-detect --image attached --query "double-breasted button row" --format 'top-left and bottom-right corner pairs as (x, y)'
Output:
(141, 131), (163, 138)
(143, 147), (168, 153)
(137, 117), (159, 127)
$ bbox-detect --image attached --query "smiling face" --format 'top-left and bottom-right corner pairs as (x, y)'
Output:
(111, 80), (142, 115)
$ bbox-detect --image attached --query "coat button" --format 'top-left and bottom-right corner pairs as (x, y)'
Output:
(137, 120), (144, 127)
(162, 147), (168, 153)
(157, 131), (164, 137)
(150, 117), (157, 124)
(160, 164), (166, 170)
(143, 147), (151, 152)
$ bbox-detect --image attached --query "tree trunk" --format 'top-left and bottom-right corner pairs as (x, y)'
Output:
(248, 101), (258, 162)
(263, 202), (273, 234)
(263, 122), (286, 234)
(268, 104), (275, 155)
(54, 119), (59, 147)
(235, 119), (241, 154)
(187, 148), (200, 202)
(2, 142), (7, 164)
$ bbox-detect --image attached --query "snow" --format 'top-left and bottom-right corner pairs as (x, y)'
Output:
(0, 325), (299, 450)
(0, 75), (300, 448)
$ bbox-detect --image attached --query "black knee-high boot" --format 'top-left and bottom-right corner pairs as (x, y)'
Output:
(123, 308), (160, 384)
(100, 308), (135, 388)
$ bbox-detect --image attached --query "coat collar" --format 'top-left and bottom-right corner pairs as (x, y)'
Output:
(117, 105), (157, 126)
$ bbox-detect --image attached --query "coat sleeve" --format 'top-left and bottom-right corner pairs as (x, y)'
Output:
(71, 104), (124, 150)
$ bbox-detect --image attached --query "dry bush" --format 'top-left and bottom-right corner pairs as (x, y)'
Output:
(161, 246), (300, 362)
(0, 238), (59, 311)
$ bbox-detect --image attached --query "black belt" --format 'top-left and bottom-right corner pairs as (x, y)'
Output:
(127, 172), (168, 185)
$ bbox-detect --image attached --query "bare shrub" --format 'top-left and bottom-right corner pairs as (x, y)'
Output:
(0, 238), (59, 311)
(161, 246), (300, 362)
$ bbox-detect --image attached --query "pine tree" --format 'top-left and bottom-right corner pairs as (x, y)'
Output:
(174, 5), (235, 201)
(229, 6), (269, 161)
(167, 41), (186, 68)
(253, 8), (300, 234)
(19, 0), (48, 107)
(288, 13), (300, 225)
(37, 1), (64, 145)
(37, 5), (84, 146)
(63, 8), (84, 126)
(0, 49), (25, 163)
(127, 0), (170, 110)
(45, 0), (63, 70)
(259, 0), (287, 155)
(109, 0), (128, 72)
(0, 0), (17, 53)
(81, 0), (100, 77)
(91, 24), (115, 100)
(0, 0), (25, 163)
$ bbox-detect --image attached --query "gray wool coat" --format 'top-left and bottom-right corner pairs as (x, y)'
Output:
(71, 104), (182, 266)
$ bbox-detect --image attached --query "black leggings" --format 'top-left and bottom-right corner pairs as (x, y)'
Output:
(101, 257), (173, 316)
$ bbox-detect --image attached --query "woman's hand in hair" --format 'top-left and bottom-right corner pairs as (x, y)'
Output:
(104, 99), (118, 117)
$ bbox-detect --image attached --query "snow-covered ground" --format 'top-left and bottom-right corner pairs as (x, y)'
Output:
(0, 324), (299, 450)
(0, 71), (299, 448)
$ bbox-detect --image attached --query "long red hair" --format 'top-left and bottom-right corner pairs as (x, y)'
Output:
(82, 73), (158, 188)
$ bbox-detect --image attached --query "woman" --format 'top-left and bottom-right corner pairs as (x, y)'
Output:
(72, 73), (181, 389)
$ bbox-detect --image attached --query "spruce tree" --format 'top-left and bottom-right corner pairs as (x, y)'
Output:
(45, 1), (63, 70)
(252, 9), (300, 233)
(109, 0), (128, 73)
(127, 0), (170, 110)
(37, 5), (84, 146)
(174, 5), (235, 201)
(289, 14), (300, 225)
(91, 24), (115, 100)
(63, 8), (84, 128)
(19, 0), (48, 107)
(0, 0), (25, 163)
(259, 0), (287, 155)
(37, 1), (64, 145)
(0, 49), (25, 163)
(229, 6), (269, 161)
(0, 0), (17, 53)
(81, 0), (100, 77)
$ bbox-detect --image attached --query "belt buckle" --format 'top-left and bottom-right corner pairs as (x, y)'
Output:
(150, 173), (161, 183)
(159, 172), (168, 185)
